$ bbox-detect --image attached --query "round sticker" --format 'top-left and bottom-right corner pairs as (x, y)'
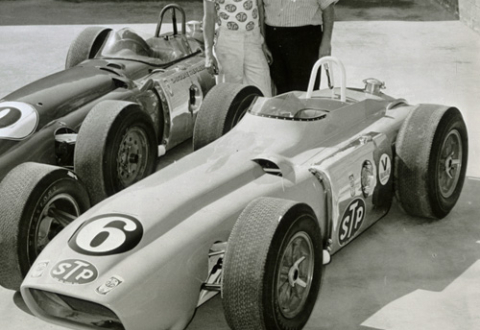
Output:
(0, 101), (38, 140)
(51, 259), (98, 284)
(69, 214), (143, 256)
(378, 153), (391, 185)
(338, 199), (366, 246)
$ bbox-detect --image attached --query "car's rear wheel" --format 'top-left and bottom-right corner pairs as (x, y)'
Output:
(395, 106), (468, 219)
(74, 101), (157, 205)
(0, 163), (90, 291)
(65, 26), (112, 69)
(193, 83), (262, 150)
(222, 197), (322, 330)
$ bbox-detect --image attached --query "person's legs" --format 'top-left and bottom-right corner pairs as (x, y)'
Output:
(265, 25), (322, 93)
(243, 30), (272, 97)
(283, 25), (322, 92)
(215, 29), (245, 84)
(265, 25), (289, 94)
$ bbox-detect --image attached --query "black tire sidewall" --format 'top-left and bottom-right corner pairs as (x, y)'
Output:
(103, 108), (157, 196)
(193, 83), (262, 150)
(18, 170), (90, 277)
(65, 27), (111, 69)
(428, 109), (468, 218)
(224, 87), (262, 133)
(263, 207), (323, 330)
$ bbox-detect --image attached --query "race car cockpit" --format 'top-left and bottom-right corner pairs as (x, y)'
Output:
(97, 28), (183, 65)
(249, 93), (329, 121)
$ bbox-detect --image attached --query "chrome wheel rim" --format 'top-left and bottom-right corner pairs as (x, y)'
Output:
(117, 127), (149, 188)
(276, 231), (315, 319)
(32, 193), (80, 258)
(438, 129), (462, 198)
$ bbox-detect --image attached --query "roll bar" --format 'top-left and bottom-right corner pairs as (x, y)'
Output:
(306, 56), (346, 102)
(155, 4), (186, 38)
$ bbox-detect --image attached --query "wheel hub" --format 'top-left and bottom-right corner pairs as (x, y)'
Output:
(117, 127), (148, 187)
(277, 231), (314, 319)
(32, 193), (80, 261)
(288, 256), (307, 288)
(438, 129), (462, 198)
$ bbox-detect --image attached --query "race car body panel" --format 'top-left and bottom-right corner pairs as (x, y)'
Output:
(0, 26), (215, 184)
(22, 86), (420, 329)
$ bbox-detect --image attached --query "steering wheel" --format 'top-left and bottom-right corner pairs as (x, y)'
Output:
(306, 56), (346, 102)
(155, 4), (186, 38)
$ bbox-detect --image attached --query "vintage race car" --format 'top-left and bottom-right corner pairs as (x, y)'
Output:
(16, 57), (467, 330)
(0, 4), (214, 291)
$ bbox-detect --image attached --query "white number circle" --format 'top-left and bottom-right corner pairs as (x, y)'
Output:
(70, 214), (143, 255)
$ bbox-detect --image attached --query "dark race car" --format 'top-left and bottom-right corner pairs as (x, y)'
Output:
(0, 4), (214, 290)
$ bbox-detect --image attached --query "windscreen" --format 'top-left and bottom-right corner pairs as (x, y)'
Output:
(96, 28), (166, 65)
(249, 93), (327, 120)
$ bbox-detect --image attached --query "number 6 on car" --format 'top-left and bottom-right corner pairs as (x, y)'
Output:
(69, 214), (144, 255)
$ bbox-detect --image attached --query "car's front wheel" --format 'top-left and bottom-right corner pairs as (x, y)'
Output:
(222, 197), (323, 330)
(74, 101), (158, 205)
(65, 26), (112, 69)
(0, 163), (90, 291)
(193, 83), (262, 151)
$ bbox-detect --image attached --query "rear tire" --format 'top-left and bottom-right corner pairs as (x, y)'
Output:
(0, 163), (90, 291)
(193, 83), (262, 150)
(395, 106), (468, 219)
(65, 26), (112, 69)
(74, 101), (157, 205)
(222, 197), (322, 330)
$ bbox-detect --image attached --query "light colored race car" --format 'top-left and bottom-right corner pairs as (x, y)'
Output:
(15, 57), (467, 330)
(0, 4), (215, 291)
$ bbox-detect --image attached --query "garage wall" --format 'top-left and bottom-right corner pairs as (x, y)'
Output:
(459, 0), (480, 33)
(435, 0), (480, 33)
(434, 0), (460, 16)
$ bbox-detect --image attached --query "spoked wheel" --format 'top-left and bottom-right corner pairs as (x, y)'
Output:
(276, 231), (315, 320)
(193, 83), (262, 150)
(437, 129), (463, 199)
(0, 163), (90, 291)
(116, 126), (150, 188)
(74, 100), (157, 205)
(32, 193), (82, 255)
(222, 197), (322, 330)
(395, 106), (468, 219)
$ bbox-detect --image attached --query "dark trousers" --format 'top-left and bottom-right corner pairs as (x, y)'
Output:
(265, 24), (322, 94)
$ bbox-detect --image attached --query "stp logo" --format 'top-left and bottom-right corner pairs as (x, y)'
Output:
(51, 259), (98, 284)
(338, 199), (366, 245)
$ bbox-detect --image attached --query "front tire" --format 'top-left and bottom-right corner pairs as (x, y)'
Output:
(395, 106), (468, 219)
(193, 83), (262, 150)
(222, 197), (322, 330)
(74, 101), (158, 205)
(65, 26), (112, 69)
(0, 163), (90, 291)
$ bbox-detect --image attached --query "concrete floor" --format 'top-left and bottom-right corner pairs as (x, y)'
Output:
(1, 1), (480, 330)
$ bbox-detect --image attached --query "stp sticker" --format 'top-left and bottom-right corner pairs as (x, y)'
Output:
(51, 259), (98, 284)
(378, 153), (391, 185)
(339, 199), (366, 246)
(69, 214), (143, 256)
